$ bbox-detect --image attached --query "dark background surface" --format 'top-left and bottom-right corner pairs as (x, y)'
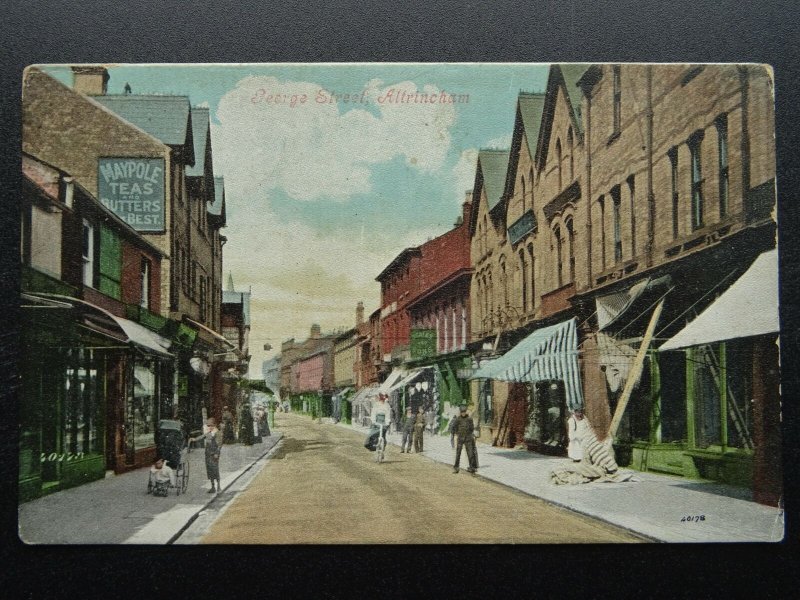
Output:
(1, 0), (798, 595)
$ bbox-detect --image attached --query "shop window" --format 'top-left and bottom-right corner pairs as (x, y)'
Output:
(658, 351), (687, 443)
(63, 349), (102, 457)
(128, 360), (160, 454)
(479, 379), (493, 425)
(691, 344), (723, 449)
(716, 114), (729, 218)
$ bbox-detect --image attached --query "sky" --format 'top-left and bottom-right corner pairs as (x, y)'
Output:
(43, 63), (550, 377)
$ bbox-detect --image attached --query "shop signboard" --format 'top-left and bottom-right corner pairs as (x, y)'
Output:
(410, 328), (436, 359)
(98, 158), (165, 232)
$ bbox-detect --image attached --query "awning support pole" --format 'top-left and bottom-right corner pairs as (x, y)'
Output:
(607, 298), (665, 441)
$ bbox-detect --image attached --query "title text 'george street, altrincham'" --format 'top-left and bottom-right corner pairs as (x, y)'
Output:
(250, 87), (470, 107)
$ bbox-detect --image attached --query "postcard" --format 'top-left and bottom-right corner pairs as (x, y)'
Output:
(17, 62), (783, 544)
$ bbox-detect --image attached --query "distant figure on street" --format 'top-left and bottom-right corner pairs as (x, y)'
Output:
(413, 407), (426, 453)
(191, 418), (222, 493)
(239, 402), (255, 446)
(149, 457), (176, 496)
(222, 406), (235, 444)
(449, 404), (478, 474)
(400, 407), (415, 453)
(567, 408), (586, 462)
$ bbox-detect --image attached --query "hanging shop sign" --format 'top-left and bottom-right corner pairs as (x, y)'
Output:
(98, 158), (166, 232)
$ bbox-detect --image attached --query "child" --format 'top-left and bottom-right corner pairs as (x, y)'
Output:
(149, 457), (176, 496)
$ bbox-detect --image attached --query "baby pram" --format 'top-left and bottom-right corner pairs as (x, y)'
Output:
(147, 419), (189, 496)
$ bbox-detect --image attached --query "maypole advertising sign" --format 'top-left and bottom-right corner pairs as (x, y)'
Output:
(98, 158), (165, 232)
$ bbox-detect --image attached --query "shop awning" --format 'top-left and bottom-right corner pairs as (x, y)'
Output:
(596, 275), (672, 332)
(184, 317), (235, 351)
(350, 385), (380, 407)
(378, 369), (405, 394)
(388, 367), (433, 393)
(469, 318), (583, 409)
(660, 249), (779, 350)
(33, 294), (173, 357)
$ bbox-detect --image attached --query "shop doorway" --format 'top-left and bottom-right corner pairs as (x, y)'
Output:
(530, 380), (568, 455)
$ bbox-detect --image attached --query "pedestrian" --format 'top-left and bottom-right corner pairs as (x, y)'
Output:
(190, 418), (222, 493)
(413, 406), (425, 453)
(567, 408), (586, 462)
(239, 402), (254, 446)
(400, 407), (415, 453)
(449, 404), (478, 474)
(221, 405), (235, 443)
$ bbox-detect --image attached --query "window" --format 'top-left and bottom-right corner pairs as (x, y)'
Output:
(669, 148), (679, 239)
(82, 219), (94, 287)
(140, 258), (150, 309)
(519, 250), (527, 313)
(521, 175), (526, 212)
(565, 219), (575, 283)
(529, 167), (535, 206)
(611, 185), (622, 263)
(554, 226), (563, 287)
(627, 175), (636, 256)
(556, 138), (562, 190)
(716, 115), (729, 218)
(597, 196), (606, 269)
(612, 66), (621, 136)
(482, 215), (488, 256)
(567, 127), (574, 181)
(689, 131), (705, 230)
(527, 244), (535, 308)
(500, 258), (508, 308)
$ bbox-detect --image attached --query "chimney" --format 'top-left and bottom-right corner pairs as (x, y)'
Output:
(356, 301), (365, 326)
(310, 324), (321, 339)
(461, 190), (473, 229)
(71, 66), (109, 96)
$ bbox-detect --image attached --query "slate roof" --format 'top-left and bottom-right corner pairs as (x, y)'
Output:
(559, 64), (591, 135)
(517, 93), (546, 165)
(93, 95), (194, 152)
(478, 149), (511, 213)
(223, 290), (251, 327)
(186, 106), (210, 177)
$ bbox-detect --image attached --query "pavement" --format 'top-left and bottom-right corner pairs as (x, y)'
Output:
(16, 413), (786, 544)
(18, 432), (283, 545)
(340, 420), (785, 543)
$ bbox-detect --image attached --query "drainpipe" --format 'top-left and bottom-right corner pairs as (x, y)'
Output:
(646, 66), (656, 268)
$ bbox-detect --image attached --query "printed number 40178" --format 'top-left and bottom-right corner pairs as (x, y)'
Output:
(681, 515), (705, 522)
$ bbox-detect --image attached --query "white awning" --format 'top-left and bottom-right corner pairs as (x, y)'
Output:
(660, 249), (779, 350)
(469, 318), (583, 409)
(378, 368), (405, 394)
(388, 367), (433, 393)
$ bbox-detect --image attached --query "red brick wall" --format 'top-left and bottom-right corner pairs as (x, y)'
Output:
(121, 242), (161, 311)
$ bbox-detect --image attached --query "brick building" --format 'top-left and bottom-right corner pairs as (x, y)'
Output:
(20, 153), (170, 499)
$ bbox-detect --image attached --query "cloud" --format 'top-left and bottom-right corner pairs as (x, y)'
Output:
(211, 75), (458, 203)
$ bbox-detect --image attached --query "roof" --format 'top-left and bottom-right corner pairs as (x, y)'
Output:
(93, 95), (194, 152)
(376, 246), (423, 282)
(559, 64), (591, 135)
(517, 93), (546, 161)
(222, 289), (251, 327)
(186, 107), (210, 177)
(478, 149), (511, 213)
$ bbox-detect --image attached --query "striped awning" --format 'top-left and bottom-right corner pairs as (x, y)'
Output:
(469, 318), (583, 409)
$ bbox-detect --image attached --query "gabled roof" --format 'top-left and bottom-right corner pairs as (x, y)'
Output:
(502, 92), (546, 203)
(468, 149), (510, 236)
(534, 64), (590, 173)
(222, 289), (251, 327)
(186, 107), (210, 177)
(93, 95), (195, 164)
